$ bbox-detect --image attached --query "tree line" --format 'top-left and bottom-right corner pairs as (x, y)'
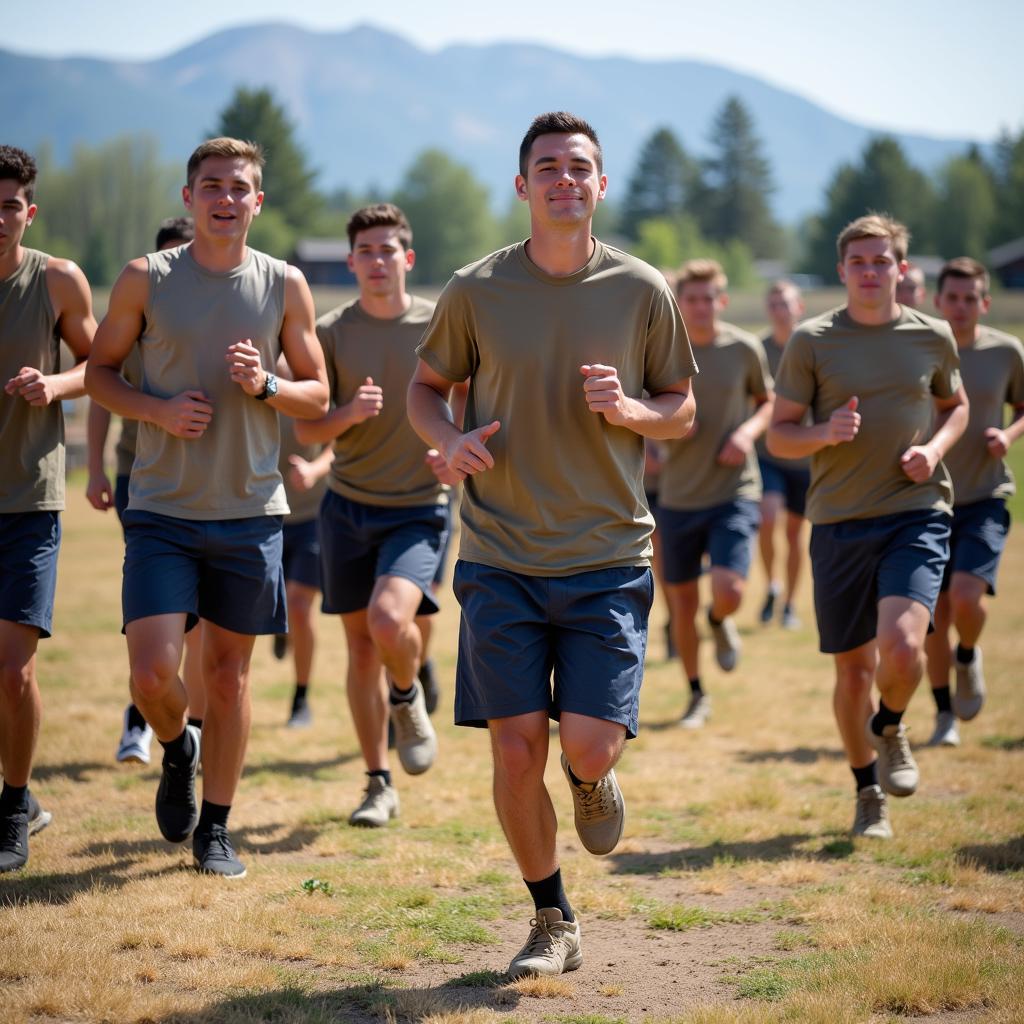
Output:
(23, 87), (1024, 286)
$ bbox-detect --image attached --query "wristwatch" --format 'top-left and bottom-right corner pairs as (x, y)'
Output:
(256, 372), (278, 401)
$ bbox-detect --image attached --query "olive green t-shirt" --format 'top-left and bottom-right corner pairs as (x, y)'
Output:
(0, 248), (63, 513)
(114, 346), (142, 478)
(128, 246), (289, 520)
(278, 415), (328, 524)
(416, 239), (697, 576)
(658, 323), (771, 511)
(317, 296), (444, 508)
(944, 326), (1024, 506)
(773, 306), (961, 525)
(755, 331), (810, 470)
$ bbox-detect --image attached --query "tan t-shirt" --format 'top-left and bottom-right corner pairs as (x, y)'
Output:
(0, 248), (63, 513)
(128, 245), (289, 520)
(659, 323), (770, 510)
(114, 346), (142, 478)
(317, 296), (443, 508)
(756, 331), (810, 470)
(278, 415), (328, 524)
(773, 306), (961, 525)
(944, 326), (1024, 506)
(416, 239), (697, 576)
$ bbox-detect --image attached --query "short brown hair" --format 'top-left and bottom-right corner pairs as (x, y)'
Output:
(187, 137), (265, 191)
(346, 203), (413, 250)
(766, 278), (802, 300)
(155, 216), (194, 250)
(519, 112), (603, 178)
(675, 258), (728, 295)
(836, 213), (909, 263)
(937, 256), (990, 296)
(0, 145), (37, 204)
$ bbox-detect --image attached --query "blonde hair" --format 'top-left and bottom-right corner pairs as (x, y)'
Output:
(187, 137), (265, 191)
(675, 258), (728, 294)
(836, 213), (909, 263)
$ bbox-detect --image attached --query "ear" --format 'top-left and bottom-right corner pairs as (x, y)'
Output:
(252, 190), (264, 216)
(514, 174), (528, 202)
(182, 185), (192, 211)
(25, 203), (37, 227)
(597, 174), (608, 201)
(405, 247), (416, 272)
(837, 262), (846, 284)
(347, 252), (355, 272)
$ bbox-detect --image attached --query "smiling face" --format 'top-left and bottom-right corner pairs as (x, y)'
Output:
(838, 236), (905, 317)
(347, 224), (414, 301)
(0, 178), (36, 261)
(515, 132), (607, 229)
(183, 156), (263, 242)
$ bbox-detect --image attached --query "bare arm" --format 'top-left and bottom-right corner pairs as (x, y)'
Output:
(292, 376), (383, 445)
(580, 364), (695, 440)
(85, 400), (115, 510)
(286, 444), (334, 491)
(717, 392), (774, 466)
(983, 402), (1024, 458)
(901, 386), (970, 483)
(768, 395), (860, 459)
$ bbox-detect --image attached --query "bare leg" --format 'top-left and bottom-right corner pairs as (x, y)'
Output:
(0, 621), (42, 787)
(341, 611), (388, 772)
(286, 581), (318, 687)
(948, 572), (987, 649)
(784, 511), (805, 608)
(126, 613), (189, 742)
(925, 591), (952, 691)
(833, 642), (877, 769)
(366, 575), (424, 689)
(758, 492), (782, 589)
(182, 621), (206, 721)
(875, 596), (930, 713)
(665, 580), (700, 680)
(559, 712), (626, 783)
(709, 566), (743, 621)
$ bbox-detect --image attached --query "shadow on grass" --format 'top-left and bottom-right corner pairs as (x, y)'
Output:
(31, 760), (113, 784)
(738, 746), (845, 764)
(156, 975), (521, 1023)
(0, 859), (177, 907)
(74, 821), (322, 859)
(243, 751), (361, 778)
(956, 835), (1024, 873)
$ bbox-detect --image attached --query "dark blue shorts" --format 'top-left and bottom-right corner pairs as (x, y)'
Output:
(452, 561), (654, 738)
(0, 511), (61, 639)
(432, 503), (453, 587)
(319, 490), (447, 617)
(122, 511), (286, 635)
(758, 458), (810, 517)
(810, 509), (951, 654)
(114, 474), (130, 524)
(942, 498), (1009, 595)
(283, 517), (321, 590)
(654, 499), (761, 584)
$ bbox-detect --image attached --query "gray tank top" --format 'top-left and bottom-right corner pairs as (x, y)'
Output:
(128, 245), (289, 520)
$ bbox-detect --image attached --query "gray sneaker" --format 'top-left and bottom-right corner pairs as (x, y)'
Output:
(927, 710), (960, 747)
(780, 604), (801, 630)
(26, 791), (52, 836)
(679, 692), (711, 729)
(560, 754), (624, 856)
(389, 682), (437, 775)
(708, 611), (741, 672)
(852, 784), (893, 839)
(507, 908), (583, 979)
(953, 647), (985, 721)
(866, 719), (918, 797)
(349, 775), (399, 828)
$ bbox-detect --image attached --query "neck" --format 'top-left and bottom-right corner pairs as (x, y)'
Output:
(688, 324), (718, 346)
(0, 243), (26, 281)
(188, 236), (249, 273)
(772, 327), (792, 346)
(953, 324), (981, 348)
(525, 222), (595, 277)
(845, 298), (900, 327)
(358, 290), (411, 320)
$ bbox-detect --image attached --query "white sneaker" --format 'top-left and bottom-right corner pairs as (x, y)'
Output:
(866, 718), (918, 797)
(953, 647), (985, 721)
(927, 710), (960, 747)
(116, 706), (153, 765)
(707, 611), (741, 672)
(389, 682), (437, 775)
(507, 908), (582, 979)
(852, 785), (892, 839)
(349, 775), (400, 828)
(679, 692), (711, 729)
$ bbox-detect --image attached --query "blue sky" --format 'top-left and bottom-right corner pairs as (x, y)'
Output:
(7, 1), (1022, 140)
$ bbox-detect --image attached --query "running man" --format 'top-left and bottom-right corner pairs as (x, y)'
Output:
(769, 214), (968, 840)
(659, 259), (773, 728)
(0, 145), (96, 872)
(896, 262), (926, 309)
(86, 216), (206, 765)
(924, 257), (1024, 746)
(294, 203), (446, 827)
(408, 112), (696, 979)
(86, 137), (329, 878)
(756, 279), (810, 630)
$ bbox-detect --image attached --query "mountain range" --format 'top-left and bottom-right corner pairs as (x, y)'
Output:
(3, 22), (980, 222)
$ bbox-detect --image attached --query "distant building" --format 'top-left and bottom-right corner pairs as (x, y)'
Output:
(291, 238), (356, 287)
(989, 238), (1024, 289)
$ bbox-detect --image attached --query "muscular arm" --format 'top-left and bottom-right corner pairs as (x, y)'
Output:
(85, 400), (115, 510)
(580, 364), (695, 440)
(768, 395), (850, 459)
(718, 391), (773, 465)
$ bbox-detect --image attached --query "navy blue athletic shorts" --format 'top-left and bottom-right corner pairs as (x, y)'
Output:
(654, 499), (760, 584)
(758, 457), (810, 517)
(283, 517), (321, 590)
(942, 498), (1009, 595)
(0, 511), (61, 639)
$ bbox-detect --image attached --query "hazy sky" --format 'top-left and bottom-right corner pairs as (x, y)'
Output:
(7, 1), (1023, 140)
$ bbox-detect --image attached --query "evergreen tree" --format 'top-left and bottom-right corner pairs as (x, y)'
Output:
(619, 128), (700, 240)
(989, 128), (1024, 248)
(933, 153), (996, 260)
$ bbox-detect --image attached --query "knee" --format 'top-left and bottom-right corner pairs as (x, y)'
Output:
(130, 654), (180, 703)
(713, 577), (743, 613)
(878, 631), (924, 680)
(287, 589), (315, 623)
(670, 586), (700, 620)
(0, 659), (33, 706)
(203, 658), (248, 708)
(835, 663), (873, 695)
(492, 730), (545, 788)
(347, 636), (379, 679)
(949, 584), (982, 623)
(561, 735), (621, 783)
(366, 602), (409, 652)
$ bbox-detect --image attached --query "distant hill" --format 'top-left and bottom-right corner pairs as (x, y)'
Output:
(2, 22), (981, 222)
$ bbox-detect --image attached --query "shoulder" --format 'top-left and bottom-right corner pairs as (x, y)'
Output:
(450, 243), (523, 287)
(898, 306), (955, 345)
(718, 321), (762, 349)
(315, 298), (360, 337)
(407, 294), (437, 322)
(979, 325), (1024, 355)
(790, 307), (843, 345)
(593, 242), (677, 301)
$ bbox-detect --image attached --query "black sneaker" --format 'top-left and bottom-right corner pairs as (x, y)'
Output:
(155, 725), (200, 843)
(760, 586), (779, 624)
(419, 658), (441, 716)
(272, 633), (288, 660)
(193, 824), (246, 878)
(286, 701), (312, 728)
(0, 803), (29, 874)
(27, 791), (52, 836)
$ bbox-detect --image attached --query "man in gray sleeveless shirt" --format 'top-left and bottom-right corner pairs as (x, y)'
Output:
(0, 145), (97, 873)
(86, 138), (329, 878)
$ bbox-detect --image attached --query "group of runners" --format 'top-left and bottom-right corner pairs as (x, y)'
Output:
(1, 110), (1020, 979)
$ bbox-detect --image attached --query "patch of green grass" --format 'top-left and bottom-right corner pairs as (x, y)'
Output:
(981, 734), (1024, 751)
(301, 878), (335, 897)
(820, 838), (854, 858)
(648, 902), (769, 931)
(736, 967), (792, 1001)
(445, 969), (505, 988)
(774, 929), (816, 952)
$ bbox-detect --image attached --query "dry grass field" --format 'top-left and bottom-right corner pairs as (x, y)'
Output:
(4, 295), (1024, 1023)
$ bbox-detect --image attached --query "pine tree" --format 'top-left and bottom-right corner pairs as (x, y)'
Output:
(619, 128), (700, 240)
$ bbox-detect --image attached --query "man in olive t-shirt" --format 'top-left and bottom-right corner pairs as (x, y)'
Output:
(0, 146), (96, 873)
(409, 112), (696, 980)
(294, 204), (448, 829)
(769, 214), (968, 842)
(924, 258), (1024, 747)
(659, 259), (773, 730)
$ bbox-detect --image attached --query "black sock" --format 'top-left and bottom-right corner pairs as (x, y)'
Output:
(292, 684), (308, 710)
(524, 868), (574, 923)
(871, 700), (903, 736)
(418, 658), (435, 684)
(160, 726), (194, 763)
(688, 677), (703, 696)
(389, 682), (415, 704)
(197, 799), (230, 832)
(187, 716), (203, 731)
(564, 760), (595, 789)
(851, 761), (878, 792)
(368, 768), (392, 787)
(707, 610), (723, 627)
(932, 685), (953, 713)
(127, 703), (148, 731)
(0, 782), (28, 814)
(956, 644), (975, 664)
